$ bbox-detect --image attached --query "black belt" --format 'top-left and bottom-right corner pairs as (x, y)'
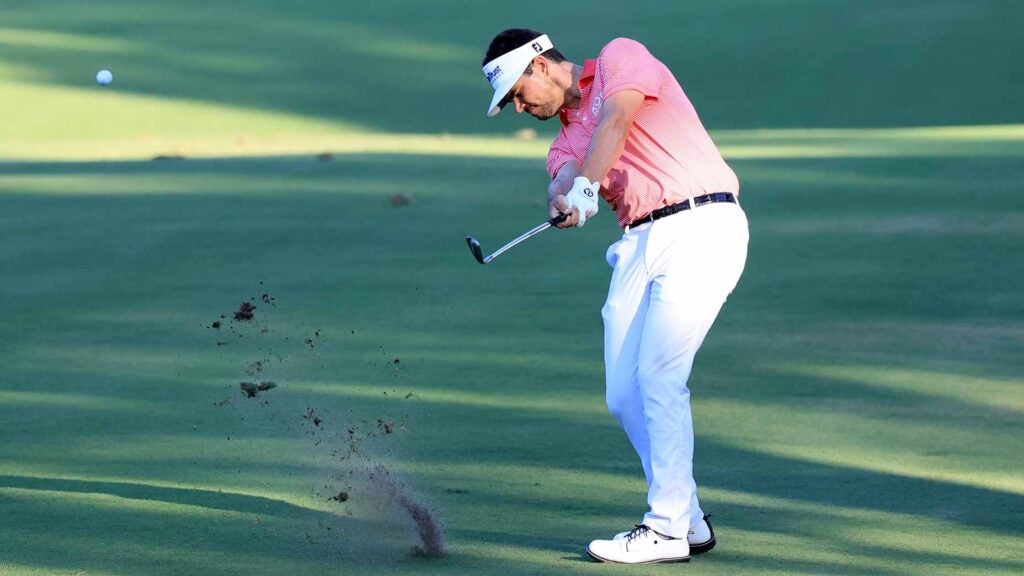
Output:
(627, 192), (737, 228)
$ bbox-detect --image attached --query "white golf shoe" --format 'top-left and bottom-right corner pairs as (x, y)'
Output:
(612, 513), (716, 554)
(587, 525), (690, 564)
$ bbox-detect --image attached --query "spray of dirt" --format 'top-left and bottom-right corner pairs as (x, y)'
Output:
(366, 464), (446, 557)
(209, 286), (445, 559)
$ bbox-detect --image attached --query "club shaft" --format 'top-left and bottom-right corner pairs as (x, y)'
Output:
(484, 221), (553, 263)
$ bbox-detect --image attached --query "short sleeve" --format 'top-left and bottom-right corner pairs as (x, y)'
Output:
(547, 129), (577, 179)
(598, 38), (661, 99)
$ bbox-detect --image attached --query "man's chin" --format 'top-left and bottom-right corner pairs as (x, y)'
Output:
(531, 111), (556, 121)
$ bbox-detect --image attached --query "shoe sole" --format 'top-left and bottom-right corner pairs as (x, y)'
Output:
(690, 536), (715, 554)
(586, 547), (690, 564)
(691, 513), (717, 554)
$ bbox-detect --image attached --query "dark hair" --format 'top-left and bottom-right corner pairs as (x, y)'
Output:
(482, 28), (566, 69)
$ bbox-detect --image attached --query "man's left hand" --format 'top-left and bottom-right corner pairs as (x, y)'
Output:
(561, 176), (600, 227)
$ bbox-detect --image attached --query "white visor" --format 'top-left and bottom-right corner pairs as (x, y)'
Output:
(482, 34), (554, 117)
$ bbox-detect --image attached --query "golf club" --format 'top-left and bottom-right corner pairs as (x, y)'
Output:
(466, 214), (568, 265)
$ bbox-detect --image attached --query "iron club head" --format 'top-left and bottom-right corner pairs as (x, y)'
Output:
(465, 214), (565, 266)
(465, 236), (487, 264)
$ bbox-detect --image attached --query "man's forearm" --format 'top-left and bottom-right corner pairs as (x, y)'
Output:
(549, 161), (581, 201)
(579, 89), (645, 186)
(580, 114), (631, 187)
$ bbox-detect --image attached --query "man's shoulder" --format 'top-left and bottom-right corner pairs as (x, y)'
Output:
(598, 37), (650, 59)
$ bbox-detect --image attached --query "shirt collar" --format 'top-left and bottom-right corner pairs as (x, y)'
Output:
(559, 59), (597, 126)
(579, 58), (597, 88)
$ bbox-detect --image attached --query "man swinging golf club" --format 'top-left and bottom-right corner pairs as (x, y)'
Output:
(481, 29), (749, 563)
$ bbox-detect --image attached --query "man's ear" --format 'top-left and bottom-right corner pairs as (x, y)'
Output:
(532, 56), (549, 77)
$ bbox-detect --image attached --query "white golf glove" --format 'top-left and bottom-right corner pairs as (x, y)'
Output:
(565, 176), (600, 227)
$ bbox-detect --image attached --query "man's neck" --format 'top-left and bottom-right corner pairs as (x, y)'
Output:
(561, 62), (584, 110)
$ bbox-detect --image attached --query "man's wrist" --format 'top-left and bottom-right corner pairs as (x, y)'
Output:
(565, 176), (600, 226)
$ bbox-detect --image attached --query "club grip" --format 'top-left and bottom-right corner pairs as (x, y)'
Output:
(547, 213), (569, 226)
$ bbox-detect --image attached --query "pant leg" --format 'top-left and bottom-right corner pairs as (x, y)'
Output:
(639, 204), (749, 537)
(601, 231), (709, 522)
(602, 231), (654, 486)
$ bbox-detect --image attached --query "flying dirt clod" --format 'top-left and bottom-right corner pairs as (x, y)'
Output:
(234, 301), (257, 321)
(240, 381), (277, 397)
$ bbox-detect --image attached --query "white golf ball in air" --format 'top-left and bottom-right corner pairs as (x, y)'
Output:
(96, 69), (113, 85)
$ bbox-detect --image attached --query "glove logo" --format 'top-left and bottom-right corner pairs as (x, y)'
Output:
(583, 187), (594, 198)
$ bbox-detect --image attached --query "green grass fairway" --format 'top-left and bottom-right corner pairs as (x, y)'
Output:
(2, 2), (1023, 575)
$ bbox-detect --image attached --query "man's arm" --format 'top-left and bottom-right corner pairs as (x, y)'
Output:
(548, 161), (580, 219)
(581, 89), (646, 186)
(552, 89), (646, 228)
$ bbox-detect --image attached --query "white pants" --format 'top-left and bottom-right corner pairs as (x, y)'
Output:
(602, 202), (748, 538)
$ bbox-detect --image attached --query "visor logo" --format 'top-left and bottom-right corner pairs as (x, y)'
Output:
(486, 66), (503, 83)
(532, 42), (543, 52)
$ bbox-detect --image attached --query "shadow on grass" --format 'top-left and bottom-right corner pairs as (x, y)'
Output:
(699, 369), (1022, 431)
(697, 440), (1024, 535)
(0, 473), (336, 521)
(0, 482), (403, 576)
(1, 149), (1022, 575)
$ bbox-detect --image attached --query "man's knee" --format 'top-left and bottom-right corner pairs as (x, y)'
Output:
(605, 386), (635, 421)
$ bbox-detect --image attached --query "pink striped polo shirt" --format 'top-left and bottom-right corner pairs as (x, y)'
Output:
(546, 38), (739, 227)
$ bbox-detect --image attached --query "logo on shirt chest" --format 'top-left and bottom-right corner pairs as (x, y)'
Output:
(591, 94), (603, 117)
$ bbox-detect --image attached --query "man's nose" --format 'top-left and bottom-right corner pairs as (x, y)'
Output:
(515, 100), (526, 113)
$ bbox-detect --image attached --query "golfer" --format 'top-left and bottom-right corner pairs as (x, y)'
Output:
(481, 29), (749, 564)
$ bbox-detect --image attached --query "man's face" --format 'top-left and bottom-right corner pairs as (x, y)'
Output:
(502, 65), (562, 120)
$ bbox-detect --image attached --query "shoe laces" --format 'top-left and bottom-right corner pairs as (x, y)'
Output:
(625, 524), (651, 544)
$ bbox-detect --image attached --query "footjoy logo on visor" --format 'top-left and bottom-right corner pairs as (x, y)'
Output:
(531, 42), (543, 52)
(486, 66), (503, 83)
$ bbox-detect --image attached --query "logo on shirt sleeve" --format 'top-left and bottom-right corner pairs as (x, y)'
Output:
(591, 94), (603, 116)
